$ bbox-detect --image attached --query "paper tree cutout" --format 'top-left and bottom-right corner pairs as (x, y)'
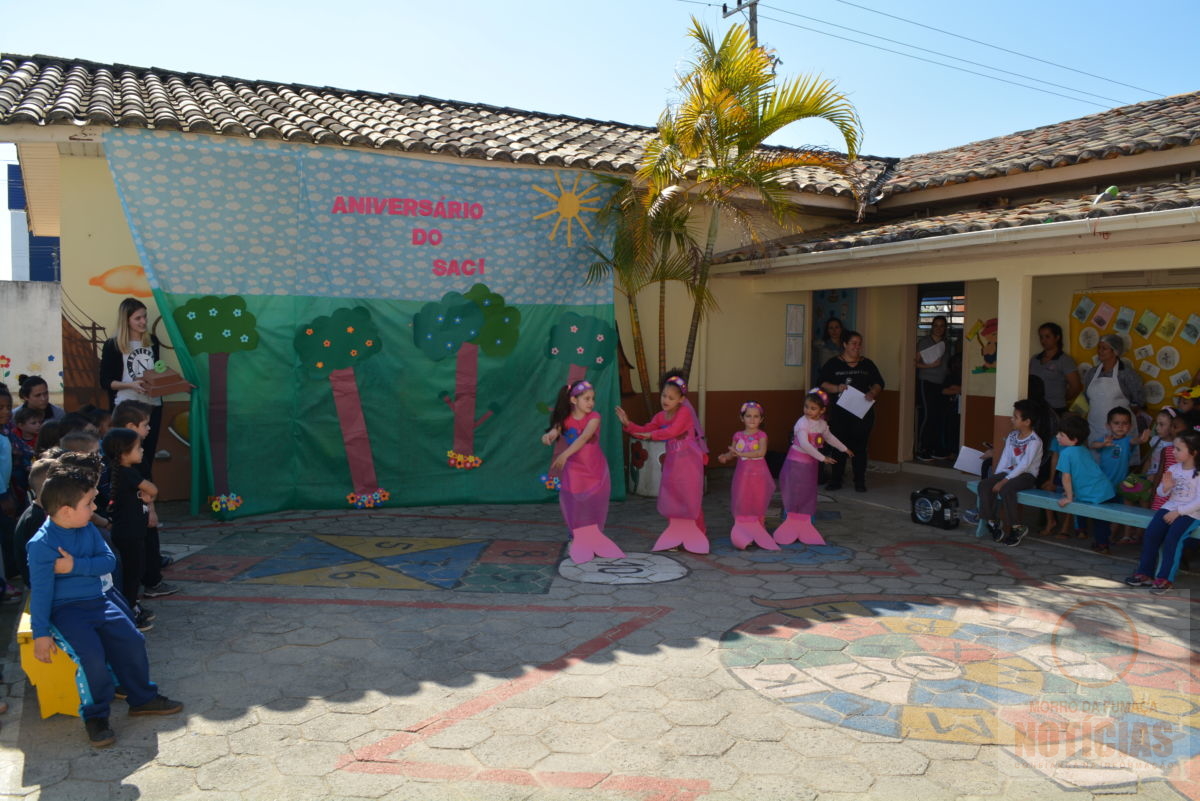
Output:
(294, 307), (388, 508)
(541, 312), (616, 482)
(413, 283), (521, 469)
(173, 295), (259, 511)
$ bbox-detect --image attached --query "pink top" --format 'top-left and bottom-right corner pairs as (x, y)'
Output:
(626, 404), (697, 446)
(790, 416), (848, 460)
(732, 430), (767, 460)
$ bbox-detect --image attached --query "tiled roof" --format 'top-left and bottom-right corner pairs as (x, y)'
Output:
(0, 53), (875, 197)
(715, 178), (1200, 263)
(882, 92), (1200, 197)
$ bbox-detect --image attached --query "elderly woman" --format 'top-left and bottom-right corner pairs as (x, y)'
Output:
(1082, 333), (1144, 439)
(1028, 322), (1082, 415)
(818, 330), (885, 492)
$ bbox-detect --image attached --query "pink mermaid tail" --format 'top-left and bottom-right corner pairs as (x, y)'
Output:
(731, 515), (779, 550)
(653, 518), (710, 553)
(568, 524), (625, 564)
(772, 513), (826, 546)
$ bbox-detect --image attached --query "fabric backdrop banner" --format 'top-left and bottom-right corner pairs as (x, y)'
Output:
(105, 129), (622, 518)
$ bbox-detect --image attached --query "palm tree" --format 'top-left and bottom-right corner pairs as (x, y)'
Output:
(640, 18), (863, 379)
(589, 177), (704, 416)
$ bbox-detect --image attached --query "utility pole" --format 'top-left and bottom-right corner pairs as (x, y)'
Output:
(722, 0), (758, 44)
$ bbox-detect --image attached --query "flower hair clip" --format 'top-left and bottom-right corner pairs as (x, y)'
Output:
(740, 401), (763, 415)
(569, 380), (593, 397)
(808, 388), (830, 405)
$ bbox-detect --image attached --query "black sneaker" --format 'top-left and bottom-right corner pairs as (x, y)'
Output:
(825, 482), (842, 491)
(142, 582), (179, 598)
(128, 694), (184, 716)
(85, 717), (116, 748)
(1123, 574), (1153, 587)
(136, 605), (156, 622)
(987, 520), (1003, 542)
(114, 685), (127, 700)
(135, 610), (154, 632)
(1002, 525), (1029, 547)
(855, 483), (867, 493)
(160, 554), (174, 569)
(915, 451), (934, 462)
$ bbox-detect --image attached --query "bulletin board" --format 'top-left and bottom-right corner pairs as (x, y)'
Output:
(1069, 288), (1200, 410)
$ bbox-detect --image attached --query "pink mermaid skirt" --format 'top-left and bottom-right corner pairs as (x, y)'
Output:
(559, 447), (610, 530)
(779, 453), (818, 517)
(731, 459), (775, 519)
(658, 442), (704, 521)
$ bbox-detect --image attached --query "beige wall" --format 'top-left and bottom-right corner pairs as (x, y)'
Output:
(0, 280), (63, 403)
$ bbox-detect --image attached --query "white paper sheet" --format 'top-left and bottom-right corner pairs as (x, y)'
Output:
(919, 340), (946, 366)
(953, 446), (986, 476)
(836, 385), (875, 419)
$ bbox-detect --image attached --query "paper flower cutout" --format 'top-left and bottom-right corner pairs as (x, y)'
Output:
(538, 473), (562, 492)
(347, 488), (391, 509)
(446, 449), (483, 470)
(208, 493), (243, 513)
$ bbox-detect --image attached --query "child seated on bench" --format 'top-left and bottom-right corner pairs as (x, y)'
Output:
(1055, 414), (1118, 553)
(978, 400), (1042, 547)
(27, 464), (183, 748)
(1125, 429), (1200, 595)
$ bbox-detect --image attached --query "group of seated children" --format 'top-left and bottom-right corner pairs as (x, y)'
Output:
(1, 380), (184, 747)
(978, 395), (1199, 595)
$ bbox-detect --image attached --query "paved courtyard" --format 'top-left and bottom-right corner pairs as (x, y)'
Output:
(2, 470), (1196, 800)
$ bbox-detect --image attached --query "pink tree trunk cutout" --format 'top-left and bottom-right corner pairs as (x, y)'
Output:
(329, 367), (380, 494)
(208, 351), (230, 496)
(444, 343), (495, 458)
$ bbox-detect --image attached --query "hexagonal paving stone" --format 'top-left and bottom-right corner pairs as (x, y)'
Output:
(537, 722), (612, 754)
(599, 711), (671, 741)
(228, 724), (304, 755)
(660, 700), (729, 727)
(724, 741), (805, 775)
(471, 734), (550, 769)
(545, 698), (616, 725)
(721, 712), (789, 742)
(790, 756), (874, 792)
(300, 711), (379, 744)
(654, 677), (724, 701)
(272, 741), (353, 776)
(155, 733), (230, 767)
(660, 727), (735, 757)
(849, 743), (930, 776)
(195, 754), (282, 792)
(424, 721), (495, 750)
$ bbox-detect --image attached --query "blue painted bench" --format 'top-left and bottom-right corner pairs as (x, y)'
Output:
(966, 480), (1200, 581)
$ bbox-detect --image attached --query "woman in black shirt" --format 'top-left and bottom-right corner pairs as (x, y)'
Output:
(818, 331), (885, 492)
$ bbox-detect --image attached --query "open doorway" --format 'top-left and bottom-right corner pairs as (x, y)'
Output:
(914, 282), (965, 463)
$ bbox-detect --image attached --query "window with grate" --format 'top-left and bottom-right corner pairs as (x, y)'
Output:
(917, 282), (965, 340)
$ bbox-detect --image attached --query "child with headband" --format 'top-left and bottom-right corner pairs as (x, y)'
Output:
(717, 401), (777, 550)
(542, 380), (624, 564)
(775, 389), (851, 546)
(616, 370), (709, 553)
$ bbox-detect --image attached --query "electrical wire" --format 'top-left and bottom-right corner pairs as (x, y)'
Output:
(759, 3), (1132, 106)
(756, 12), (1110, 108)
(830, 0), (1165, 96)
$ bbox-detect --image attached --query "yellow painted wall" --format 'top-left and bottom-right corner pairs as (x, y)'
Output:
(963, 279), (997, 398)
(59, 155), (181, 373)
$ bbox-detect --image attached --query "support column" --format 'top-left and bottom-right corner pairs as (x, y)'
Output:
(992, 272), (1033, 449)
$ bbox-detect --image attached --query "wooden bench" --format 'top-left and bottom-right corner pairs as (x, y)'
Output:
(965, 480), (1200, 581)
(17, 600), (83, 718)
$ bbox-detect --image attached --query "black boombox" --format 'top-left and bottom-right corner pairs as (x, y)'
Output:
(910, 487), (960, 529)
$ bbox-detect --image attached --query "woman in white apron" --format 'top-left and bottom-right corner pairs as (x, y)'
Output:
(1082, 334), (1144, 440)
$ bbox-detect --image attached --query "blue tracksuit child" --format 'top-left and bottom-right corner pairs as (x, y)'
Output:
(28, 475), (182, 747)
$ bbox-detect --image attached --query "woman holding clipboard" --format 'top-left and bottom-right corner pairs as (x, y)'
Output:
(915, 315), (951, 461)
(818, 331), (885, 493)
